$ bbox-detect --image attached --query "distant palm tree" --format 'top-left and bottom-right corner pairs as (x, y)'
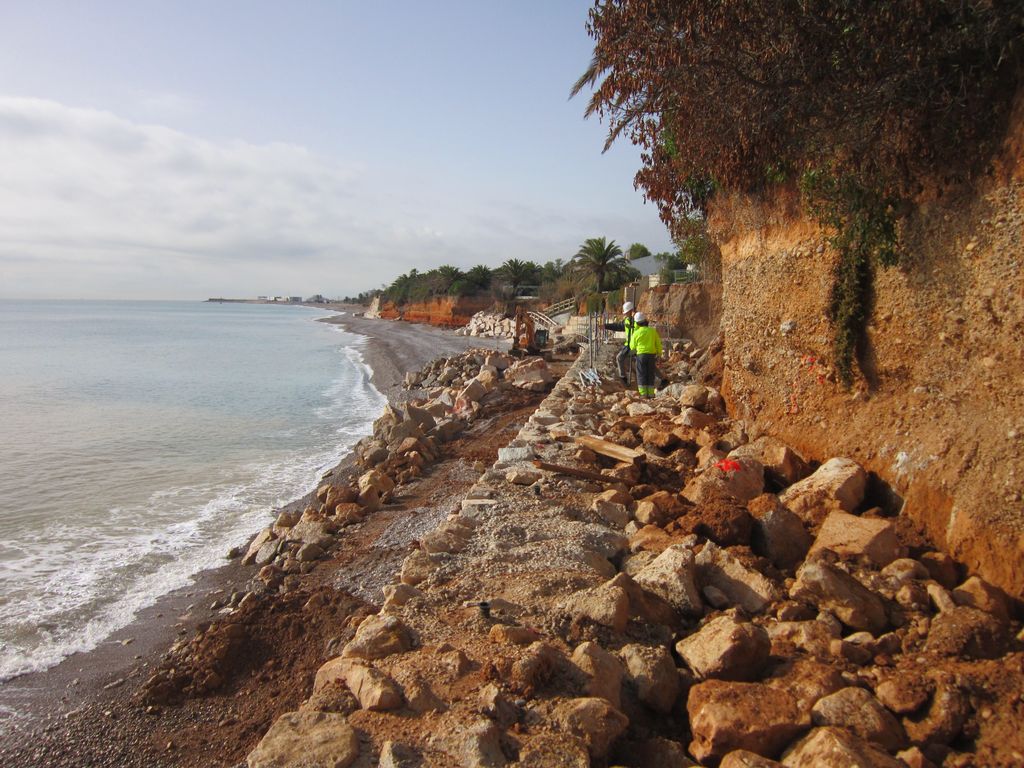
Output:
(497, 258), (541, 290)
(465, 265), (493, 290)
(433, 265), (464, 294)
(572, 237), (630, 291)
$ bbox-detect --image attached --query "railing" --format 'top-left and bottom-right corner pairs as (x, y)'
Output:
(542, 297), (577, 317)
(528, 310), (559, 330)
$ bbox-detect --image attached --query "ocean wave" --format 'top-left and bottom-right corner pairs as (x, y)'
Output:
(0, 316), (387, 681)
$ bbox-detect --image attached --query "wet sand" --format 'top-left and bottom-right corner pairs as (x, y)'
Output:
(0, 308), (507, 766)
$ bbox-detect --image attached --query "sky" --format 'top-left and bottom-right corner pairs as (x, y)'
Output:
(0, 1), (672, 300)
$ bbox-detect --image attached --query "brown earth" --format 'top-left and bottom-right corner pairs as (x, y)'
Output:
(368, 295), (496, 328)
(710, 106), (1024, 599)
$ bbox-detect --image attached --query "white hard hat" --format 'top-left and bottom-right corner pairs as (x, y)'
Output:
(622, 301), (634, 313)
(634, 311), (646, 323)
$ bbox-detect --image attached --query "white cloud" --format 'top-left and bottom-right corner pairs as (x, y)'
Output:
(0, 97), (667, 299)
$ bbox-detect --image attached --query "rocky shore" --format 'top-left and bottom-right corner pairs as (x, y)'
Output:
(0, 314), (513, 767)
(3, 315), (1021, 767)
(235, 341), (1021, 767)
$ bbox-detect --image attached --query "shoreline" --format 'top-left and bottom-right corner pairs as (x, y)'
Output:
(0, 309), (505, 763)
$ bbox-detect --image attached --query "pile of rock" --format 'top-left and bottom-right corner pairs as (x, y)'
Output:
(237, 349), (557, 595)
(246, 347), (1022, 767)
(455, 311), (515, 339)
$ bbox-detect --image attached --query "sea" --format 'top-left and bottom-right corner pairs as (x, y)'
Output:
(0, 300), (386, 681)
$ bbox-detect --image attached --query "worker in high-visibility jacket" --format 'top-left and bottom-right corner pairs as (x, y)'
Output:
(603, 301), (636, 386)
(628, 312), (662, 397)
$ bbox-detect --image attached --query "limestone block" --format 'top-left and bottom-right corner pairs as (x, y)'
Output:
(571, 641), (624, 708)
(683, 457), (764, 504)
(721, 751), (783, 767)
(780, 727), (903, 767)
(791, 561), (888, 634)
(687, 680), (807, 764)
(591, 498), (631, 528)
(952, 575), (1012, 621)
(554, 697), (630, 759)
(560, 581), (631, 632)
(811, 687), (907, 752)
(247, 711), (359, 768)
(730, 436), (811, 487)
(924, 605), (1009, 659)
(749, 495), (812, 571)
(633, 543), (704, 616)
(620, 643), (680, 714)
(343, 614), (413, 660)
(778, 457), (867, 525)
(695, 541), (781, 614)
(809, 511), (900, 567)
(676, 614), (771, 681)
(765, 659), (846, 719)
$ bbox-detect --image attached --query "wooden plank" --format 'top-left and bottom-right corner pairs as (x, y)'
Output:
(533, 460), (622, 484)
(574, 435), (644, 464)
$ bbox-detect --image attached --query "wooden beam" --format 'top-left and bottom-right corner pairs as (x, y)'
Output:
(574, 435), (644, 464)
(533, 460), (623, 484)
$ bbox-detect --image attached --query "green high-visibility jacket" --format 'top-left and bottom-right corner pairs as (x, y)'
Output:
(628, 325), (662, 355)
(622, 316), (636, 347)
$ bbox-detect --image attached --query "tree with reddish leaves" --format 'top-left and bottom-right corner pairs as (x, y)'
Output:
(573, 0), (1023, 237)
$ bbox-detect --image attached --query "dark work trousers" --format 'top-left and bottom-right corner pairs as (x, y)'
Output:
(636, 353), (658, 396)
(616, 345), (631, 380)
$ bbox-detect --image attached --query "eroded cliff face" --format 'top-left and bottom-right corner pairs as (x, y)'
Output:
(637, 283), (722, 347)
(368, 296), (495, 328)
(710, 124), (1024, 597)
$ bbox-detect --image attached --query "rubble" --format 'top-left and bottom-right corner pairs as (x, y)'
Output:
(224, 341), (1023, 767)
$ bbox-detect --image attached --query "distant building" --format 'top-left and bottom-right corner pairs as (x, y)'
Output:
(305, 294), (327, 303)
(289, 296), (302, 303)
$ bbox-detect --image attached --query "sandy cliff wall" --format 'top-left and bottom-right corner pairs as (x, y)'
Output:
(638, 283), (722, 347)
(710, 117), (1024, 597)
(366, 296), (495, 328)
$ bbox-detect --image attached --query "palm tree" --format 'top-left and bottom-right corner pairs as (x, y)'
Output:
(572, 237), (631, 292)
(465, 265), (493, 290)
(432, 265), (464, 294)
(497, 259), (541, 291)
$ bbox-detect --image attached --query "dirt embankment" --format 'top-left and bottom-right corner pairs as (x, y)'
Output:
(637, 283), (722, 347)
(366, 296), (495, 328)
(708, 113), (1024, 599)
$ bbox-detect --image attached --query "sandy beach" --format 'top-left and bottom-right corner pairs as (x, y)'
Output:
(0, 309), (511, 767)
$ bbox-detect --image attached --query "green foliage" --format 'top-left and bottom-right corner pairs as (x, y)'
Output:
(800, 168), (900, 384)
(465, 265), (494, 290)
(497, 259), (542, 291)
(585, 292), (605, 314)
(572, 237), (635, 292)
(627, 242), (651, 261)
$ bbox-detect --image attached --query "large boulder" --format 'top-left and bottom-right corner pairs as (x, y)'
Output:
(810, 687), (907, 752)
(791, 561), (888, 634)
(730, 436), (811, 487)
(342, 614), (413, 660)
(687, 680), (807, 763)
(571, 642), (624, 708)
(676, 614), (770, 681)
(560, 579), (631, 632)
(683, 457), (765, 505)
(778, 458), (866, 525)
(748, 495), (812, 571)
(620, 643), (680, 714)
(247, 711), (359, 768)
(554, 697), (630, 759)
(808, 511), (900, 567)
(781, 727), (903, 767)
(695, 542), (781, 614)
(633, 543), (704, 616)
